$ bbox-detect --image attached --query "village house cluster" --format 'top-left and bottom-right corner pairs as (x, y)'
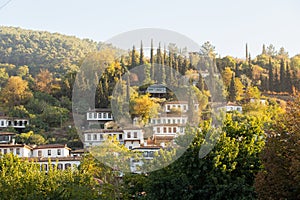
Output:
(0, 83), (257, 173)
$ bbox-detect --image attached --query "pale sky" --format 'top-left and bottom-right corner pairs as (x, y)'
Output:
(0, 0), (299, 58)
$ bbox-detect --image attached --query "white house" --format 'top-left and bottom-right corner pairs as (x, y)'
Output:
(28, 157), (82, 172)
(0, 117), (29, 129)
(0, 132), (16, 144)
(224, 102), (243, 113)
(83, 129), (124, 148)
(123, 127), (144, 150)
(32, 144), (71, 158)
(146, 84), (166, 94)
(86, 108), (113, 128)
(150, 114), (188, 125)
(164, 101), (199, 113)
(0, 144), (32, 157)
(250, 98), (267, 105)
(130, 146), (161, 173)
(152, 124), (185, 136)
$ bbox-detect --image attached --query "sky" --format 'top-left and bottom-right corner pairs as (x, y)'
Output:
(0, 0), (299, 58)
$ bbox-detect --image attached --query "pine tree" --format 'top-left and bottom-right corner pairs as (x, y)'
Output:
(268, 58), (274, 92)
(279, 59), (286, 92)
(228, 74), (237, 102)
(139, 41), (144, 65)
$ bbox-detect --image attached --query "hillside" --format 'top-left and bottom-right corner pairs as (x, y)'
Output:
(0, 26), (99, 74)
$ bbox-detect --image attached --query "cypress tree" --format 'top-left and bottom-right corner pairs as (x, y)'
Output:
(196, 73), (205, 92)
(246, 43), (249, 62)
(274, 68), (280, 93)
(279, 59), (285, 92)
(286, 61), (292, 93)
(262, 44), (267, 55)
(228, 74), (237, 102)
(268, 58), (274, 92)
(139, 41), (144, 65)
(150, 39), (155, 80)
(131, 45), (136, 69)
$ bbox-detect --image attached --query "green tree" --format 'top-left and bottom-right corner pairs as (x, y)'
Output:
(228, 74), (237, 102)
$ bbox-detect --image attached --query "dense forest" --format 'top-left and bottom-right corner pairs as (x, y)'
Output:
(0, 26), (299, 199)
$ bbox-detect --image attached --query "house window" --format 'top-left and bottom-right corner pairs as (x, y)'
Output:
(168, 127), (172, 133)
(119, 134), (123, 140)
(149, 151), (154, 157)
(182, 119), (186, 124)
(167, 105), (170, 110)
(38, 150), (42, 157)
(16, 148), (20, 155)
(173, 119), (176, 124)
(98, 113), (101, 118)
(89, 113), (92, 119)
(163, 127), (167, 133)
(143, 151), (148, 157)
(93, 134), (97, 140)
(4, 149), (7, 154)
(168, 119), (171, 124)
(134, 132), (137, 138)
(9, 148), (13, 153)
(1, 121), (3, 126)
(65, 163), (71, 169)
(57, 164), (63, 170)
(183, 105), (187, 110)
(127, 132), (131, 138)
(42, 164), (47, 171)
(173, 127), (177, 133)
(57, 149), (61, 156)
(129, 146), (132, 150)
(157, 119), (161, 124)
(48, 150), (51, 156)
(100, 134), (103, 140)
(177, 119), (180, 124)
(87, 134), (91, 140)
(0, 149), (2, 154)
(157, 127), (160, 133)
(93, 113), (96, 119)
(108, 113), (112, 118)
(163, 119), (166, 124)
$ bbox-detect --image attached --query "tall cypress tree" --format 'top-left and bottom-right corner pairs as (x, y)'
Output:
(150, 39), (155, 80)
(246, 43), (249, 62)
(268, 58), (274, 92)
(131, 45), (136, 69)
(228, 74), (237, 102)
(139, 41), (144, 65)
(285, 61), (292, 93)
(279, 59), (286, 92)
(196, 73), (205, 92)
(274, 68), (280, 93)
(262, 44), (267, 55)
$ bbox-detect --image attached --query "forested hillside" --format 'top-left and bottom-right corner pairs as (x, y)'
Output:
(0, 26), (98, 74)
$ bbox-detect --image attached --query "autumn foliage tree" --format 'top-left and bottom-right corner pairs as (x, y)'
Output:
(35, 69), (53, 94)
(0, 76), (32, 107)
(255, 96), (300, 200)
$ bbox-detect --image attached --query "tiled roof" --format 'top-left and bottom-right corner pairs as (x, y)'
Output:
(0, 144), (32, 149)
(0, 132), (16, 135)
(33, 144), (71, 150)
(83, 129), (123, 133)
